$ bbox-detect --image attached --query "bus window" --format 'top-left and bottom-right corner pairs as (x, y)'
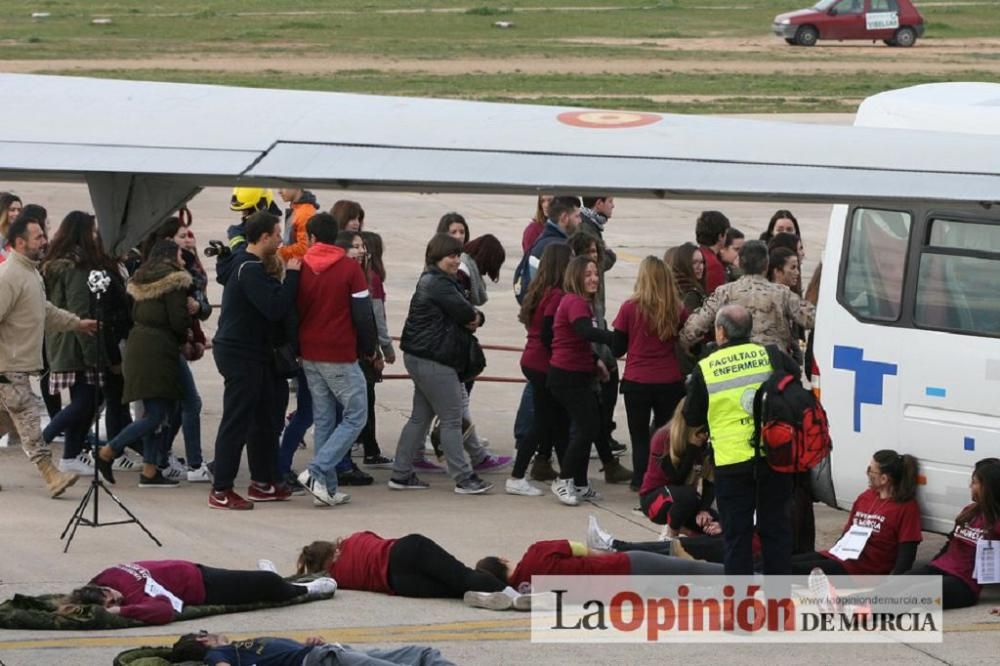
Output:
(914, 218), (1000, 335)
(841, 207), (911, 321)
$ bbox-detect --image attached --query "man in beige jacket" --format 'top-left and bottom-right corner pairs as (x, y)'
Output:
(0, 214), (97, 497)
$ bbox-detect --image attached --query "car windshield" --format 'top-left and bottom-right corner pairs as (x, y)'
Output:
(813, 0), (838, 9)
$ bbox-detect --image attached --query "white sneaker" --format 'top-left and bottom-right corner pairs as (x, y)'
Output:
(186, 465), (212, 483)
(551, 479), (580, 506)
(505, 477), (543, 497)
(463, 590), (513, 611)
(575, 483), (602, 502)
(257, 559), (277, 573)
(160, 465), (184, 481)
(113, 451), (141, 471)
(165, 453), (187, 476)
(298, 470), (350, 506)
(59, 455), (94, 475)
(304, 577), (338, 597)
(587, 514), (614, 552)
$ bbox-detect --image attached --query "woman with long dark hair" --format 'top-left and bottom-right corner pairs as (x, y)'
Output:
(547, 256), (616, 506)
(508, 243), (573, 497)
(792, 450), (922, 576)
(760, 209), (801, 244)
(664, 242), (707, 313)
(95, 239), (194, 487)
(0, 192), (23, 261)
(359, 231), (395, 468)
(41, 211), (118, 474)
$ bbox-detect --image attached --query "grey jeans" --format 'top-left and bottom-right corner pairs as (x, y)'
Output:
(305, 644), (455, 666)
(626, 551), (726, 576)
(392, 354), (473, 483)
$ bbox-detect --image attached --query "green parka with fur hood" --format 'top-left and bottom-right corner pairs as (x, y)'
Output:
(122, 259), (191, 403)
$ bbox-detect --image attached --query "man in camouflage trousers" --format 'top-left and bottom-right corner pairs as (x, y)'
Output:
(680, 240), (815, 356)
(0, 214), (97, 497)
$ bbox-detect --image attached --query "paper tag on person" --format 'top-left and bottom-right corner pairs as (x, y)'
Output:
(828, 525), (873, 561)
(144, 575), (185, 613)
(973, 540), (1000, 584)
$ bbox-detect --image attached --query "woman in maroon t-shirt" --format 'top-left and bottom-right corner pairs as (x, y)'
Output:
(296, 531), (507, 600)
(611, 256), (689, 488)
(638, 399), (718, 538)
(904, 459), (1000, 609)
(521, 194), (552, 254)
(508, 244), (573, 497)
(547, 256), (615, 506)
(793, 450), (922, 577)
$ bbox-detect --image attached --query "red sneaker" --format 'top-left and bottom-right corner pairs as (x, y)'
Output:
(247, 481), (292, 502)
(209, 489), (254, 510)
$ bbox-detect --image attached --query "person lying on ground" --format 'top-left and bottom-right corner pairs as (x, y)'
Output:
(59, 560), (335, 625)
(471, 535), (723, 610)
(295, 531), (524, 607)
(170, 631), (455, 666)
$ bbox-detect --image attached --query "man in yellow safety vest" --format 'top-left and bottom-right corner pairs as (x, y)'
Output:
(683, 303), (800, 575)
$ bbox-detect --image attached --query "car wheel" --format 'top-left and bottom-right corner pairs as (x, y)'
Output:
(883, 38), (897, 46)
(785, 38), (797, 45)
(893, 26), (916, 47)
(795, 25), (819, 47)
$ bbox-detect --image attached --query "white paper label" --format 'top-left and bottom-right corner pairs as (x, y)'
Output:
(144, 575), (185, 613)
(973, 540), (1000, 584)
(866, 11), (900, 30)
(828, 524), (873, 561)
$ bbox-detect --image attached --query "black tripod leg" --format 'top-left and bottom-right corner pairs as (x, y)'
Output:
(61, 482), (97, 551)
(97, 482), (163, 547)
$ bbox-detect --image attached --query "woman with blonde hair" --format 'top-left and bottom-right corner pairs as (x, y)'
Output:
(612, 256), (689, 488)
(635, 398), (718, 538)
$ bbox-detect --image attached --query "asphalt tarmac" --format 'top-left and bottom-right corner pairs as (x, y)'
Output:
(1, 182), (998, 665)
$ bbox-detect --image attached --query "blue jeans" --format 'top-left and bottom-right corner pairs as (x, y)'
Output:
(106, 398), (172, 464)
(43, 379), (96, 459)
(303, 360), (367, 492)
(163, 357), (204, 467)
(279, 371), (350, 476)
(513, 381), (534, 445)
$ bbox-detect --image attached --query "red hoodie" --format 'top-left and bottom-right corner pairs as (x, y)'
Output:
(700, 246), (726, 296)
(297, 243), (369, 363)
(90, 560), (206, 625)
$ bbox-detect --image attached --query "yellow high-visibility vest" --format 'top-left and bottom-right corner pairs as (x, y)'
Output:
(698, 342), (773, 467)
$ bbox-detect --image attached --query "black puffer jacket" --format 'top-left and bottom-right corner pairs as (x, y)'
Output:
(400, 267), (483, 369)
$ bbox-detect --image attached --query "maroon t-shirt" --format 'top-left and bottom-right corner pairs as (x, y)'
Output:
(522, 220), (544, 253)
(90, 560), (206, 625)
(612, 300), (688, 384)
(521, 287), (564, 373)
(329, 531), (398, 594)
(549, 293), (597, 374)
(369, 271), (386, 301)
(931, 508), (1000, 597)
(820, 489), (922, 575)
(510, 540), (631, 588)
(700, 246), (726, 296)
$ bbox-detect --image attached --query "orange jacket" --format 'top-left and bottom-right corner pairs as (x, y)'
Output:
(279, 194), (318, 261)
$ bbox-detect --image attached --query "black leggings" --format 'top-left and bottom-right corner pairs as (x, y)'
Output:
(790, 551), (848, 576)
(905, 564), (978, 610)
(623, 382), (685, 488)
(549, 369), (601, 486)
(514, 367), (568, 478)
(387, 534), (506, 598)
(198, 566), (306, 605)
(639, 485), (704, 531)
(358, 379), (382, 458)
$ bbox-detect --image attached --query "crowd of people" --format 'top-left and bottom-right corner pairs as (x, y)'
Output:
(2, 187), (999, 618)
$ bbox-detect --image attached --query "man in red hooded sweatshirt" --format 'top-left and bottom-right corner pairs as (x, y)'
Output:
(296, 213), (377, 508)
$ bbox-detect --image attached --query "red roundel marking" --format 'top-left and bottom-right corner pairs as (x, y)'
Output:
(557, 111), (662, 129)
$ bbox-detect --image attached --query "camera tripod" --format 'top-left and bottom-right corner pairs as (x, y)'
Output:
(60, 270), (162, 553)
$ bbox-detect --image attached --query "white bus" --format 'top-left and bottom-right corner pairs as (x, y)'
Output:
(814, 83), (1000, 533)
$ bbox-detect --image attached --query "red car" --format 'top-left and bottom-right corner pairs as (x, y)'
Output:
(773, 0), (925, 47)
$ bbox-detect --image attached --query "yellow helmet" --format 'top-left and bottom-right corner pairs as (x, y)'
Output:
(229, 187), (274, 212)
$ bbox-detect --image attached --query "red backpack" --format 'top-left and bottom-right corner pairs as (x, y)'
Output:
(753, 370), (832, 473)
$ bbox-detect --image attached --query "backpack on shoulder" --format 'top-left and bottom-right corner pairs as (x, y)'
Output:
(752, 367), (832, 473)
(512, 251), (532, 305)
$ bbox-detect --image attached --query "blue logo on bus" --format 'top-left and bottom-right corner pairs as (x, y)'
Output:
(832, 345), (898, 432)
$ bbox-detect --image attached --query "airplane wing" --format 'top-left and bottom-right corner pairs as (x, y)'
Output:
(1, 73), (999, 251)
